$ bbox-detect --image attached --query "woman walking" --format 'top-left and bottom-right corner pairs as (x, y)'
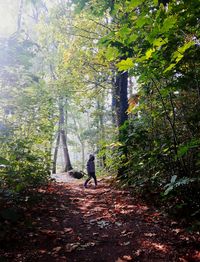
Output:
(84, 154), (97, 188)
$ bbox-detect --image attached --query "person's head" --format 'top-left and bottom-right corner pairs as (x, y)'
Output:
(89, 154), (95, 161)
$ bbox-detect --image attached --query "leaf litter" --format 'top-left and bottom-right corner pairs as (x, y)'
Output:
(0, 179), (199, 262)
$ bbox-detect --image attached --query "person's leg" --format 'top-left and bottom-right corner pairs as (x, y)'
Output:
(84, 175), (91, 187)
(91, 172), (97, 186)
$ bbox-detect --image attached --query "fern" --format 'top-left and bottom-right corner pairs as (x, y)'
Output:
(164, 176), (197, 196)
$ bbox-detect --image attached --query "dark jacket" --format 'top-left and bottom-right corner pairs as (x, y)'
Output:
(87, 156), (95, 173)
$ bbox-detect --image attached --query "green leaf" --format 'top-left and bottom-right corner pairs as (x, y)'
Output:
(161, 15), (177, 32)
(173, 52), (184, 63)
(127, 34), (138, 44)
(178, 41), (195, 54)
(127, 0), (145, 10)
(163, 63), (176, 73)
(171, 175), (177, 183)
(98, 35), (111, 46)
(153, 37), (168, 47)
(177, 145), (189, 158)
(136, 55), (146, 62)
(105, 46), (120, 61)
(160, 88), (171, 97)
(16, 183), (25, 192)
(117, 25), (131, 40)
(177, 139), (200, 158)
(0, 157), (9, 165)
(164, 185), (173, 195)
(172, 41), (194, 62)
(116, 58), (134, 71)
(136, 16), (150, 28)
(173, 41), (195, 60)
(163, 147), (170, 152)
(145, 48), (155, 59)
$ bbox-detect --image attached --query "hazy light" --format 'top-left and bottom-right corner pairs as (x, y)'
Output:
(0, 0), (19, 37)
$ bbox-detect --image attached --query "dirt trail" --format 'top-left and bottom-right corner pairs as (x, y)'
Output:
(0, 176), (199, 262)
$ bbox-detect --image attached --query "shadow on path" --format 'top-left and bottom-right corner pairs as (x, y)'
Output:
(0, 179), (199, 262)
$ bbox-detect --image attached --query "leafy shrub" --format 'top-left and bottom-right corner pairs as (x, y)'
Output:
(0, 136), (52, 193)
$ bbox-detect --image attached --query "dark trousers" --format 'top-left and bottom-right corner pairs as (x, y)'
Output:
(84, 172), (97, 187)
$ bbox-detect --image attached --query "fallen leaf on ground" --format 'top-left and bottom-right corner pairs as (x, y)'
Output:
(52, 246), (62, 253)
(40, 229), (56, 235)
(65, 242), (81, 252)
(120, 241), (130, 246)
(122, 255), (132, 261)
(144, 233), (156, 237)
(50, 217), (58, 222)
(77, 242), (96, 250)
(63, 227), (73, 233)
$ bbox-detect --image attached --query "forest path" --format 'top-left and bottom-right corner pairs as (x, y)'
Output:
(0, 177), (199, 262)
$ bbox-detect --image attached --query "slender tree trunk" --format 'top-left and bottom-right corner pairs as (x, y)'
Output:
(52, 131), (60, 174)
(71, 114), (85, 170)
(111, 75), (118, 126)
(59, 102), (72, 172)
(60, 130), (72, 171)
(97, 94), (106, 168)
(17, 0), (24, 32)
(80, 141), (85, 170)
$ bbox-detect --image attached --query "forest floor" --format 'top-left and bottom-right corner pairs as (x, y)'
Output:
(0, 174), (200, 262)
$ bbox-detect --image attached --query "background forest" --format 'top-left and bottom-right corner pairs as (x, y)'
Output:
(0, 0), (200, 223)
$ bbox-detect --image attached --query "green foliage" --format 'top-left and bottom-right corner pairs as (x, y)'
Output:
(164, 176), (198, 196)
(0, 157), (9, 166)
(0, 137), (51, 192)
(117, 58), (134, 71)
(0, 34), (55, 194)
(70, 0), (200, 222)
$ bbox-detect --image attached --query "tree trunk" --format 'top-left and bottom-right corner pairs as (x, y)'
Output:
(97, 95), (106, 168)
(59, 102), (72, 172)
(17, 0), (24, 32)
(52, 131), (60, 174)
(115, 71), (128, 127)
(112, 71), (129, 128)
(71, 113), (85, 170)
(60, 129), (72, 171)
(115, 71), (129, 178)
(111, 75), (118, 126)
(80, 141), (85, 170)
